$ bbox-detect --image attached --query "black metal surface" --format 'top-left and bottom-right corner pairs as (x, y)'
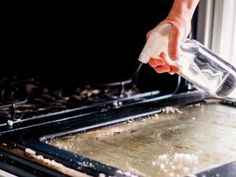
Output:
(0, 77), (139, 121)
(0, 74), (186, 136)
(0, 76), (160, 135)
(0, 90), (163, 135)
(193, 161), (236, 177)
(1, 91), (212, 177)
(0, 149), (69, 177)
(0, 88), (205, 136)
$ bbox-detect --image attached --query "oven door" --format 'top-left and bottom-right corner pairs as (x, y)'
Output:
(1, 91), (236, 177)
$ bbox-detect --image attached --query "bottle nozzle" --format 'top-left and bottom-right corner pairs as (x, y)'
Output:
(138, 53), (150, 64)
(138, 23), (172, 64)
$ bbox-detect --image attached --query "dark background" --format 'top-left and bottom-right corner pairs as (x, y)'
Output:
(1, 0), (196, 92)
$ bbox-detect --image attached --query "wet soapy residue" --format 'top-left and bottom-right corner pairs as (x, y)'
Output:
(49, 104), (236, 177)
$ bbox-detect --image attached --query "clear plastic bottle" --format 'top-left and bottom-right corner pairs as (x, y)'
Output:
(138, 24), (236, 98)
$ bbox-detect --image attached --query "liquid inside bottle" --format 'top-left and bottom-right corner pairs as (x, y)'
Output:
(177, 40), (236, 98)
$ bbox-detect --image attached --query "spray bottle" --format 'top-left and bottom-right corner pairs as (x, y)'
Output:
(138, 23), (236, 98)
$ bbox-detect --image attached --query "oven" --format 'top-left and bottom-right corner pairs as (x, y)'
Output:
(1, 1), (236, 177)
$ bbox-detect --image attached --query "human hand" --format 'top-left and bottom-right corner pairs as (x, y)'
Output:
(147, 15), (191, 74)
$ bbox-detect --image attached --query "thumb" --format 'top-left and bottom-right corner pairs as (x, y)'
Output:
(168, 26), (183, 60)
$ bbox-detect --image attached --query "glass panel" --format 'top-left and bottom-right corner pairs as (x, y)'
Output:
(49, 104), (236, 177)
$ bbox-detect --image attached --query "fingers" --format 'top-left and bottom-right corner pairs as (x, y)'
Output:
(154, 65), (171, 73)
(148, 54), (179, 74)
(160, 52), (170, 64)
(170, 65), (179, 73)
(149, 58), (165, 67)
(153, 64), (179, 74)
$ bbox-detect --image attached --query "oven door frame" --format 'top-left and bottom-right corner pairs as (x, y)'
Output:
(0, 91), (217, 177)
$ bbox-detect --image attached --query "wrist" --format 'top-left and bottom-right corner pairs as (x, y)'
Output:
(164, 13), (190, 38)
(169, 0), (199, 20)
(165, 0), (199, 37)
